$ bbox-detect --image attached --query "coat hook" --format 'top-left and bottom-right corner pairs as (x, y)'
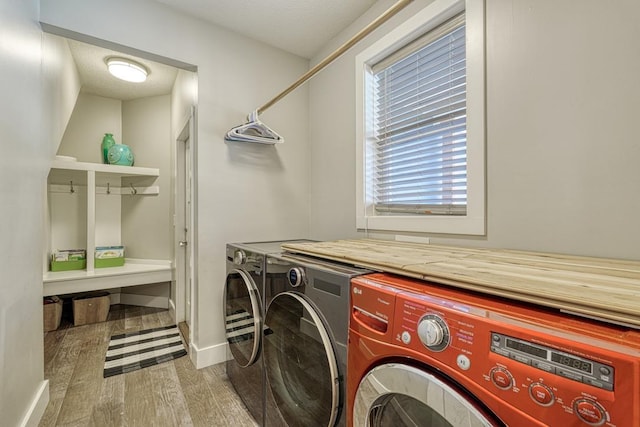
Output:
(70, 181), (75, 194)
(130, 183), (137, 195)
(106, 182), (111, 195)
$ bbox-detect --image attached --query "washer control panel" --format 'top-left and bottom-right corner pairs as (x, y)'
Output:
(491, 333), (614, 391)
(350, 274), (640, 427)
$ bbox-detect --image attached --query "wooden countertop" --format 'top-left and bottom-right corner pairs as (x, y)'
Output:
(281, 239), (640, 329)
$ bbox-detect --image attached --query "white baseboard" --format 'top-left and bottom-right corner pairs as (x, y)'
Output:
(190, 341), (228, 369)
(20, 380), (49, 427)
(119, 294), (169, 309)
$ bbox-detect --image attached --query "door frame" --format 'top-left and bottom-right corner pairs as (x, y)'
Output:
(174, 106), (197, 341)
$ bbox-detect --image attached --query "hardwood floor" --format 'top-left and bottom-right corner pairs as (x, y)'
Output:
(41, 304), (258, 427)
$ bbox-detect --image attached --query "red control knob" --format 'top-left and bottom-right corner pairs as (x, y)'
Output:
(573, 398), (607, 426)
(529, 383), (554, 407)
(490, 367), (513, 390)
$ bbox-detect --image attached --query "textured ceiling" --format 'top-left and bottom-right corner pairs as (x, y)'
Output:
(151, 0), (377, 59)
(68, 39), (178, 101)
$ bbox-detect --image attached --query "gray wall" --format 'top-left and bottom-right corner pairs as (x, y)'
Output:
(308, 0), (640, 261)
(0, 1), (74, 425)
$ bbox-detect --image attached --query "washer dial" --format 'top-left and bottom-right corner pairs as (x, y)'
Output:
(573, 398), (607, 426)
(417, 314), (450, 351)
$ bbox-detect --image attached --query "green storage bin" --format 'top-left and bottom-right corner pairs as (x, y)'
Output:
(95, 257), (125, 268)
(51, 259), (87, 272)
(95, 246), (124, 268)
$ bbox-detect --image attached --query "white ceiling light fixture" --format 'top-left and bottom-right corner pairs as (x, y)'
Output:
(106, 57), (148, 83)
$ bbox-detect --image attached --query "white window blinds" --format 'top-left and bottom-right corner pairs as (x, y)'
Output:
(372, 14), (466, 215)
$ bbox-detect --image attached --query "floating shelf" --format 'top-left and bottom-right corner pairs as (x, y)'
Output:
(49, 160), (159, 184)
(43, 259), (173, 297)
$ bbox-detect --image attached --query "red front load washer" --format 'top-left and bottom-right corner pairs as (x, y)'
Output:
(347, 273), (640, 427)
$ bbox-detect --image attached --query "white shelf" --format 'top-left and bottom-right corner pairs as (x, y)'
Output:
(43, 259), (173, 297)
(49, 160), (159, 186)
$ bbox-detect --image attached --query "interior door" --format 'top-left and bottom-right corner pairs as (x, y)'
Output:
(182, 135), (192, 326)
(175, 109), (195, 332)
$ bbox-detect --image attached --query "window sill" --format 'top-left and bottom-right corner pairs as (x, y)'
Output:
(356, 214), (485, 236)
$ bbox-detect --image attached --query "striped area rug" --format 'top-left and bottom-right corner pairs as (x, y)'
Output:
(104, 325), (187, 378)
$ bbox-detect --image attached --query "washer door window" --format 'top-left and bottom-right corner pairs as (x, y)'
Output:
(354, 364), (500, 427)
(225, 269), (262, 367)
(264, 292), (341, 427)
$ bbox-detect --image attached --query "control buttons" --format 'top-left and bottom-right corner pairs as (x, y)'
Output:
(417, 314), (450, 352)
(491, 346), (510, 357)
(556, 368), (583, 382)
(531, 359), (556, 374)
(233, 249), (247, 265)
(490, 367), (513, 390)
(583, 377), (613, 391)
(573, 398), (607, 426)
(401, 331), (411, 344)
(510, 353), (531, 365)
(287, 267), (306, 287)
(528, 383), (554, 407)
(456, 354), (471, 371)
(599, 366), (611, 376)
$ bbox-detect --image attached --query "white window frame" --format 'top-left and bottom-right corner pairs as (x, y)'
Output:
(355, 0), (485, 235)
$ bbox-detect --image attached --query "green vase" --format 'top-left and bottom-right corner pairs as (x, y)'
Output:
(101, 133), (116, 164)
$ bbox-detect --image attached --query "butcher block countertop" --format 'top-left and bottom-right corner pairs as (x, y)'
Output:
(281, 239), (640, 329)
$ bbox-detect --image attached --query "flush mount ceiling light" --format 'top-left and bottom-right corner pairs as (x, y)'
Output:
(106, 57), (148, 83)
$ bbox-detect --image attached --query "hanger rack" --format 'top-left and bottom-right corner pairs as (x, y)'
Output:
(225, 0), (414, 144)
(259, 0), (414, 115)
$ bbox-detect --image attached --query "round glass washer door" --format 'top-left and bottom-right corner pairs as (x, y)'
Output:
(354, 363), (501, 427)
(224, 268), (262, 368)
(264, 291), (341, 427)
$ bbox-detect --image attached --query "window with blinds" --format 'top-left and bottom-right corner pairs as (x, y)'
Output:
(371, 14), (466, 216)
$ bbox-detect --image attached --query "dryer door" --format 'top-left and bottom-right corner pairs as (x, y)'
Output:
(225, 268), (262, 367)
(354, 363), (501, 427)
(264, 291), (341, 427)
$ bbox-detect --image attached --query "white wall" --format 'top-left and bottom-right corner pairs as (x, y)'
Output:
(40, 0), (310, 362)
(42, 34), (82, 155)
(121, 95), (172, 260)
(309, 0), (640, 261)
(56, 93), (122, 163)
(0, 1), (65, 425)
(53, 93), (123, 254)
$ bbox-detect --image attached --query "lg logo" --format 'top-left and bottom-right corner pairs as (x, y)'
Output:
(353, 287), (362, 295)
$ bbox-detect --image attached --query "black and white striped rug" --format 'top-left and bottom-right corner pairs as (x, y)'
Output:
(103, 325), (187, 378)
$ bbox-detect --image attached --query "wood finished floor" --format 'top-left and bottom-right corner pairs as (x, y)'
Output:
(41, 304), (258, 427)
